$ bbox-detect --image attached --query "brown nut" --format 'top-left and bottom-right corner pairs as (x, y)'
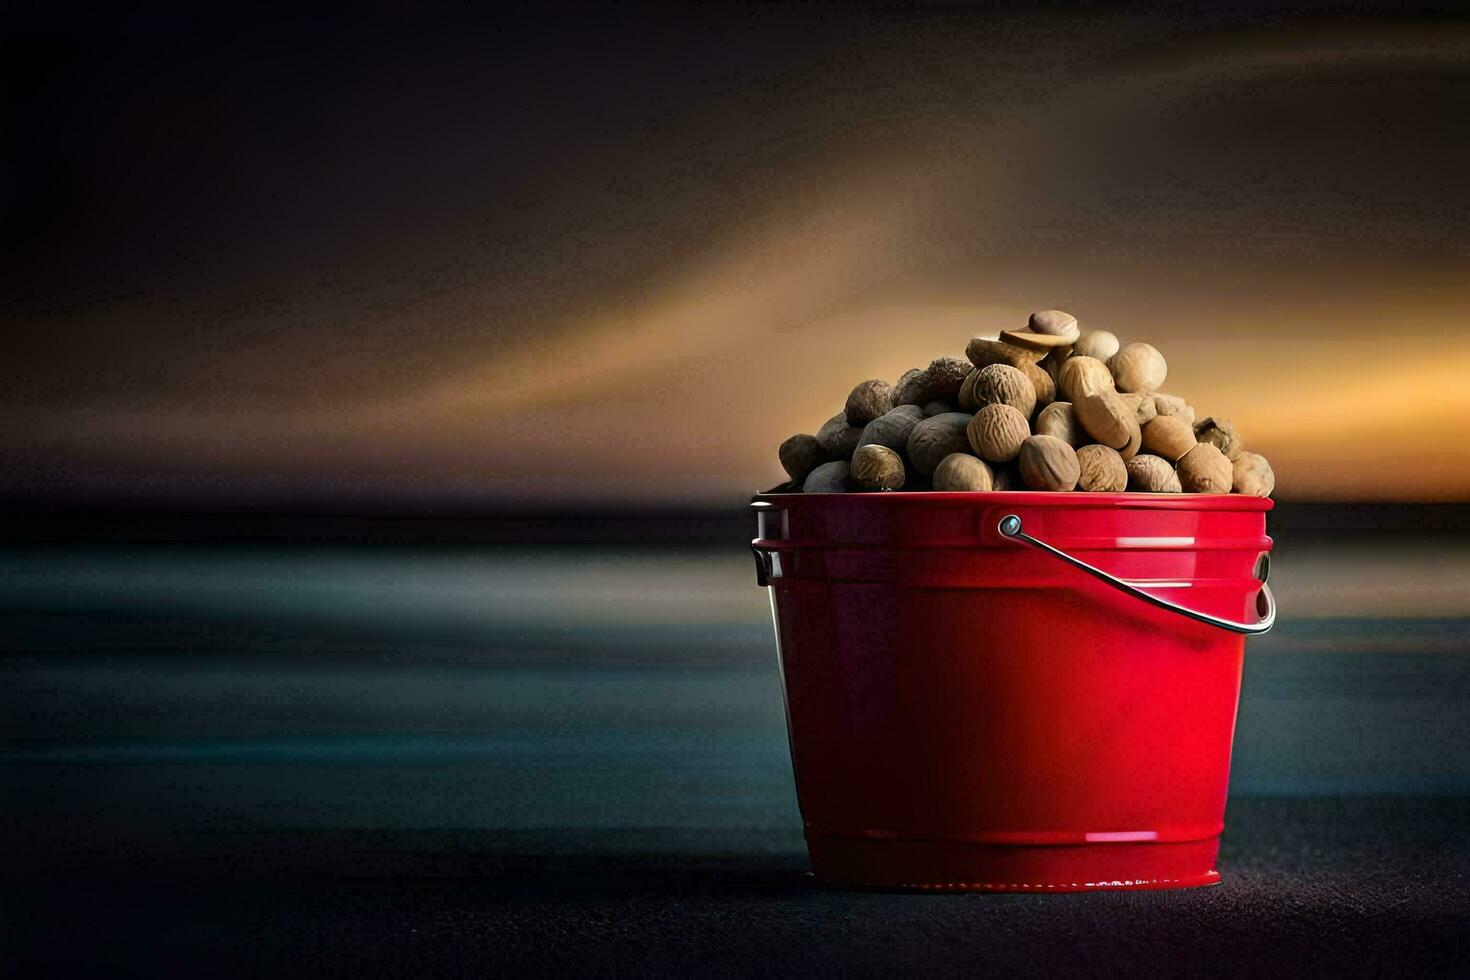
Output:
(932, 452), (994, 491)
(1071, 330), (1120, 361)
(1076, 444), (1128, 491)
(1177, 443), (1232, 493)
(1022, 361), (1056, 410)
(1120, 391), (1157, 425)
(1058, 356), (1115, 402)
(966, 337), (1044, 369)
(856, 406), (924, 454)
(802, 460), (849, 493)
(851, 444), (907, 491)
(893, 368), (927, 406)
(906, 412), (973, 475)
(1194, 416), (1245, 460)
(1109, 343), (1168, 394)
(1125, 454), (1182, 493)
(1035, 401), (1084, 447)
(973, 363), (1037, 418)
(1073, 390), (1140, 456)
(778, 434), (825, 484)
(923, 356), (972, 403)
(966, 403), (1030, 463)
(844, 379), (894, 426)
(816, 412), (862, 459)
(957, 370), (980, 411)
(1018, 435), (1080, 491)
(1140, 415), (1197, 462)
(991, 465), (1019, 491)
(922, 400), (950, 417)
(1152, 392), (1194, 426)
(1040, 346), (1072, 385)
(1232, 451), (1275, 497)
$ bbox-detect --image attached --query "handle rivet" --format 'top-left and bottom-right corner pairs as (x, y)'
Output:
(998, 515), (1022, 537)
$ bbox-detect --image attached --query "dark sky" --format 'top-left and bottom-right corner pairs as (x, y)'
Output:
(4, 3), (1469, 503)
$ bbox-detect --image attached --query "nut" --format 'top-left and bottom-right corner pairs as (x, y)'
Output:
(922, 400), (951, 417)
(957, 370), (980, 411)
(1040, 346), (1072, 384)
(973, 363), (1037, 418)
(966, 337), (1044, 369)
(923, 356), (972, 403)
(1177, 443), (1232, 493)
(1109, 343), (1168, 394)
(1194, 416), (1244, 460)
(1022, 361), (1055, 410)
(802, 460), (849, 493)
(1018, 435), (1080, 491)
(1125, 454), (1182, 493)
(1140, 415), (1196, 462)
(856, 406), (925, 454)
(778, 434), (825, 484)
(816, 412), (862, 459)
(906, 412), (974, 475)
(1071, 330), (1119, 361)
(1029, 309), (1080, 337)
(844, 379), (894, 426)
(1120, 391), (1157, 425)
(1058, 356), (1114, 402)
(893, 367), (927, 406)
(1232, 451), (1276, 497)
(851, 445), (907, 490)
(1152, 393), (1195, 426)
(1073, 390), (1140, 456)
(991, 465), (1019, 491)
(1076, 444), (1128, 492)
(967, 403), (1030, 462)
(1035, 401), (1084, 447)
(932, 452), (993, 491)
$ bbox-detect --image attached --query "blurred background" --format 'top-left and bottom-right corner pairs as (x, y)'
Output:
(2, 3), (1469, 966)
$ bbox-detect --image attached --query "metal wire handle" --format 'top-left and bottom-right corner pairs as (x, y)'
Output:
(997, 514), (1275, 635)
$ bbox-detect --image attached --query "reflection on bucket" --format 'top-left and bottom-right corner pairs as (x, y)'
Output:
(751, 491), (1274, 892)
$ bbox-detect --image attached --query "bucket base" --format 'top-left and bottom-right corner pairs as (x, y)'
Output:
(807, 835), (1223, 892)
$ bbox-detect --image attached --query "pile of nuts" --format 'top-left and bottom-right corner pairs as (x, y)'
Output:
(775, 310), (1275, 496)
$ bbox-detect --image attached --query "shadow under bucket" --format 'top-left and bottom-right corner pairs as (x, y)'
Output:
(751, 491), (1274, 892)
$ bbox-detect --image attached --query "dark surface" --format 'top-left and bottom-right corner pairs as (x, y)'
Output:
(7, 799), (1470, 977)
(5, 544), (1469, 975)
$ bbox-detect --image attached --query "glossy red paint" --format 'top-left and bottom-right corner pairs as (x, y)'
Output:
(751, 491), (1274, 892)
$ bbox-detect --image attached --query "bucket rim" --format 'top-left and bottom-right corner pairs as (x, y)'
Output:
(752, 490), (1273, 512)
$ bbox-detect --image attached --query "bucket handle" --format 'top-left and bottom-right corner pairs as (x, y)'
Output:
(997, 514), (1275, 635)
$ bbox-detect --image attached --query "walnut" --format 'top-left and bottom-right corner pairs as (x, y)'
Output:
(893, 368), (927, 406)
(802, 460), (849, 493)
(1232, 451), (1276, 498)
(1022, 361), (1056, 410)
(1177, 443), (1232, 493)
(778, 434), (825, 484)
(855, 406), (925, 454)
(1035, 401), (1083, 447)
(1109, 343), (1168, 394)
(816, 412), (862, 460)
(850, 445), (907, 491)
(1071, 330), (1119, 361)
(973, 363), (1037, 418)
(1140, 415), (1196, 462)
(932, 453), (994, 491)
(1076, 444), (1128, 492)
(1194, 417), (1245, 460)
(905, 412), (974, 475)
(844, 379), (894, 426)
(966, 403), (1030, 463)
(1018, 435), (1080, 491)
(923, 356), (972, 403)
(1125, 454), (1182, 493)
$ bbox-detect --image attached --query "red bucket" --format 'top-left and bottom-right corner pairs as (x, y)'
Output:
(750, 491), (1274, 892)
